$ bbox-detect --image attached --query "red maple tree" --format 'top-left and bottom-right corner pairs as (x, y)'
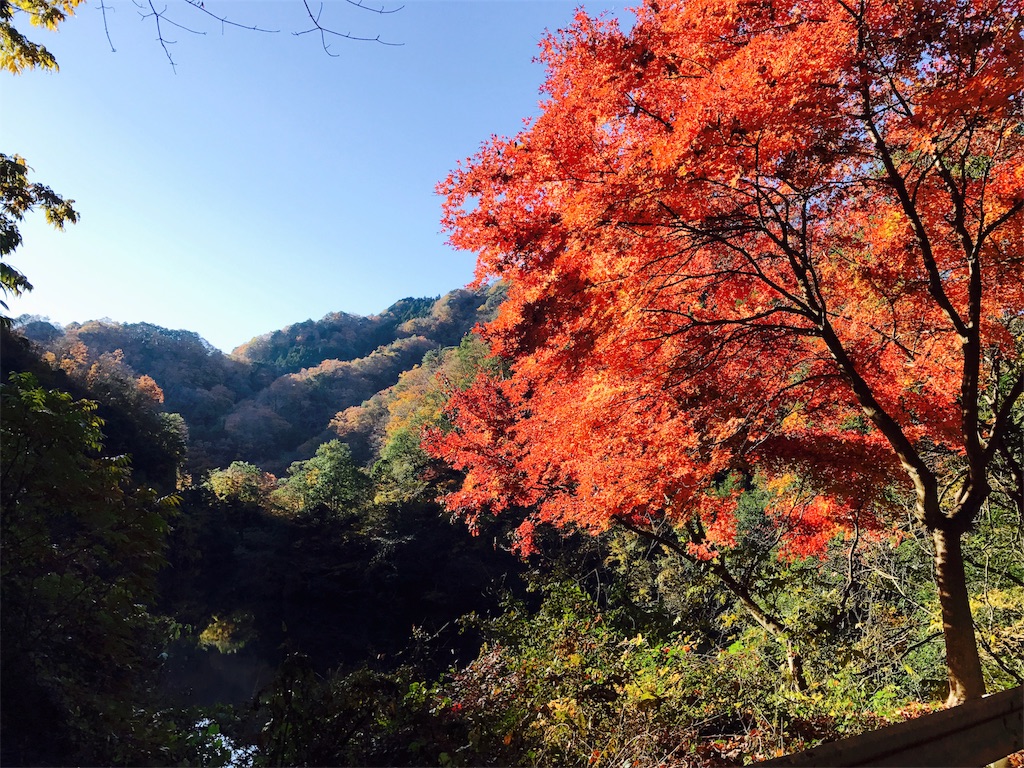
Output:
(428, 0), (1023, 705)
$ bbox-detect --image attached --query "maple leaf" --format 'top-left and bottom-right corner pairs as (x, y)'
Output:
(432, 0), (1024, 706)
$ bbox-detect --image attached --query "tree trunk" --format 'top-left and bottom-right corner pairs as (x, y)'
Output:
(932, 528), (986, 706)
(785, 644), (807, 694)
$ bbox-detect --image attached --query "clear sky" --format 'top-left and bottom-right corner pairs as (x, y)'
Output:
(2, 0), (628, 352)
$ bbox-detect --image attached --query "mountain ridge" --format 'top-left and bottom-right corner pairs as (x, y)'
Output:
(14, 284), (505, 475)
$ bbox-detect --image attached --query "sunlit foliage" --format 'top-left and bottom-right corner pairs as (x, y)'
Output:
(0, 0), (83, 73)
(430, 0), (1023, 704)
(0, 153), (78, 324)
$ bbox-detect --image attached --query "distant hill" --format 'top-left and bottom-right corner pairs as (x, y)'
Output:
(14, 284), (505, 475)
(232, 296), (439, 375)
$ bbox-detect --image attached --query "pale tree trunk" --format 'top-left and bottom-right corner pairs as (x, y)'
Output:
(932, 528), (986, 706)
(785, 644), (807, 694)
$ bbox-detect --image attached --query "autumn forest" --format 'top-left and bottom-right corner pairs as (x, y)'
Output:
(2, 0), (1023, 765)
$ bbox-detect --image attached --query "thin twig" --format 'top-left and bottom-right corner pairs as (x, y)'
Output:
(344, 0), (404, 14)
(975, 626), (1024, 685)
(183, 0), (278, 34)
(295, 0), (404, 55)
(135, 1), (183, 72)
(97, 0), (117, 52)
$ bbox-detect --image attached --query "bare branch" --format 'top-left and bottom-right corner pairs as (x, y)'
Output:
(182, 0), (278, 34)
(134, 1), (191, 72)
(861, 93), (967, 339)
(99, 0), (401, 69)
(984, 369), (1024, 466)
(97, 0), (117, 52)
(343, 0), (404, 14)
(295, 0), (404, 54)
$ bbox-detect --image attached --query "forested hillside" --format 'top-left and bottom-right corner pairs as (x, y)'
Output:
(5, 273), (1021, 766)
(2, 290), (536, 765)
(15, 284), (505, 474)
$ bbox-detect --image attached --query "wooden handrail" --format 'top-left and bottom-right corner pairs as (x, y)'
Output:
(757, 685), (1023, 767)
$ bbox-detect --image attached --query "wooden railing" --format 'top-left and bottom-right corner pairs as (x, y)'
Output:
(757, 684), (1023, 767)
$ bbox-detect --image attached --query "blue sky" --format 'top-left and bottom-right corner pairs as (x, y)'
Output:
(2, 0), (627, 352)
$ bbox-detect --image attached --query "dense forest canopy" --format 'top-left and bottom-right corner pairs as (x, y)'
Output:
(4, 279), (1021, 765)
(13, 286), (504, 475)
(4, 288), (1023, 766)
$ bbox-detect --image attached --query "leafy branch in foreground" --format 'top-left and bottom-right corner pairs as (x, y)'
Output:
(1, 372), (178, 765)
(0, 152), (78, 325)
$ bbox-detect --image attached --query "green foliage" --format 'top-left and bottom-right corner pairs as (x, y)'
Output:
(30, 319), (256, 474)
(253, 654), (460, 767)
(188, 512), (1014, 767)
(44, 343), (188, 490)
(8, 274), (1019, 764)
(15, 285), (506, 476)
(233, 289), (495, 378)
(436, 579), (923, 767)
(964, 497), (1024, 691)
(155, 706), (257, 768)
(210, 288), (504, 472)
(370, 359), (448, 505)
(199, 611), (258, 654)
(0, 152), (78, 323)
(170, 718), (237, 768)
(207, 461), (277, 506)
(374, 426), (433, 504)
(0, 372), (177, 765)
(372, 333), (502, 505)
(158, 446), (523, 704)
(603, 490), (952, 703)
(273, 440), (370, 518)
(390, 295), (440, 322)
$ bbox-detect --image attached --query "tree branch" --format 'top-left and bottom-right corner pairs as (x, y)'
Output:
(182, 0), (278, 34)
(294, 0), (403, 55)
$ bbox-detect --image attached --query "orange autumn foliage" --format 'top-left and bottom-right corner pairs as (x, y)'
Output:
(136, 374), (165, 405)
(426, 0), (1022, 700)
(431, 0), (1021, 551)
